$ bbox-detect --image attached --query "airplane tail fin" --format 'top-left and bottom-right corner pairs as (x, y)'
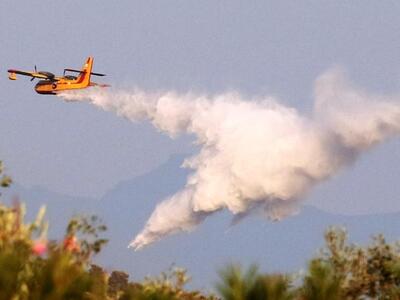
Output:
(76, 57), (94, 86)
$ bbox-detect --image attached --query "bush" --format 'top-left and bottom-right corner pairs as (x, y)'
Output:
(3, 161), (400, 299)
(0, 200), (108, 299)
(216, 264), (293, 300)
(0, 162), (212, 299)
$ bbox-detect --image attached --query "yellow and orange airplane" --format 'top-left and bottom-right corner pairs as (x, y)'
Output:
(8, 57), (109, 95)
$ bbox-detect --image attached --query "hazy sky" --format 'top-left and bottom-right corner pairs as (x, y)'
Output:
(1, 1), (400, 215)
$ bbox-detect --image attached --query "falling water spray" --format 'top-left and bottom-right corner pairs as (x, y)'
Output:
(59, 68), (400, 250)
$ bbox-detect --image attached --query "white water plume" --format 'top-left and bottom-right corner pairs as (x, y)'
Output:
(59, 68), (400, 250)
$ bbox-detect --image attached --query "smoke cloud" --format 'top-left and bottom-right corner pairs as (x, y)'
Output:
(59, 68), (400, 250)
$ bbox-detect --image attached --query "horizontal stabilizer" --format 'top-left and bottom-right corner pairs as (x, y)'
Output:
(90, 72), (106, 77)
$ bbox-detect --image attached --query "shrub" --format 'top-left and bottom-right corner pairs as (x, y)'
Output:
(3, 160), (400, 299)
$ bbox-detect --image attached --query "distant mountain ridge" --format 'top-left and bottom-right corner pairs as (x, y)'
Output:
(3, 154), (400, 289)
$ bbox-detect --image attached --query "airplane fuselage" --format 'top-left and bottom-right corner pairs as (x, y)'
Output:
(34, 78), (91, 95)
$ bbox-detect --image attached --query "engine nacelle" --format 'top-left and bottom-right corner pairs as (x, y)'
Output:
(8, 72), (17, 80)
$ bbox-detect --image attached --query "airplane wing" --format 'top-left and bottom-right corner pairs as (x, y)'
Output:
(64, 68), (106, 76)
(7, 69), (58, 81)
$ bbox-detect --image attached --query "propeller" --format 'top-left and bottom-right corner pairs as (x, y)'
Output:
(30, 65), (38, 81)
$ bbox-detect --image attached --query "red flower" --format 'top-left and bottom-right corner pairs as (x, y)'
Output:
(32, 240), (47, 255)
(63, 235), (80, 252)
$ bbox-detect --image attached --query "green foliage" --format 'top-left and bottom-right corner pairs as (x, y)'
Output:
(216, 265), (293, 300)
(249, 274), (294, 300)
(315, 227), (400, 299)
(216, 264), (258, 300)
(0, 162), (215, 299)
(215, 228), (400, 300)
(3, 203), (400, 300)
(65, 214), (108, 260)
(0, 200), (110, 299)
(108, 270), (129, 297)
(121, 267), (213, 300)
(4, 160), (400, 299)
(301, 260), (341, 300)
(0, 199), (213, 299)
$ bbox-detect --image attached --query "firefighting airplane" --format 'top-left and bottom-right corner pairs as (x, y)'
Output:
(7, 57), (109, 95)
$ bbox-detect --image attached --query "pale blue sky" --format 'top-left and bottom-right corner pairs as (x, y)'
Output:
(1, 0), (400, 215)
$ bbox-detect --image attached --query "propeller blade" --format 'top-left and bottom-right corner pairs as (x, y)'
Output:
(30, 77), (34, 82)
(34, 65), (37, 73)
